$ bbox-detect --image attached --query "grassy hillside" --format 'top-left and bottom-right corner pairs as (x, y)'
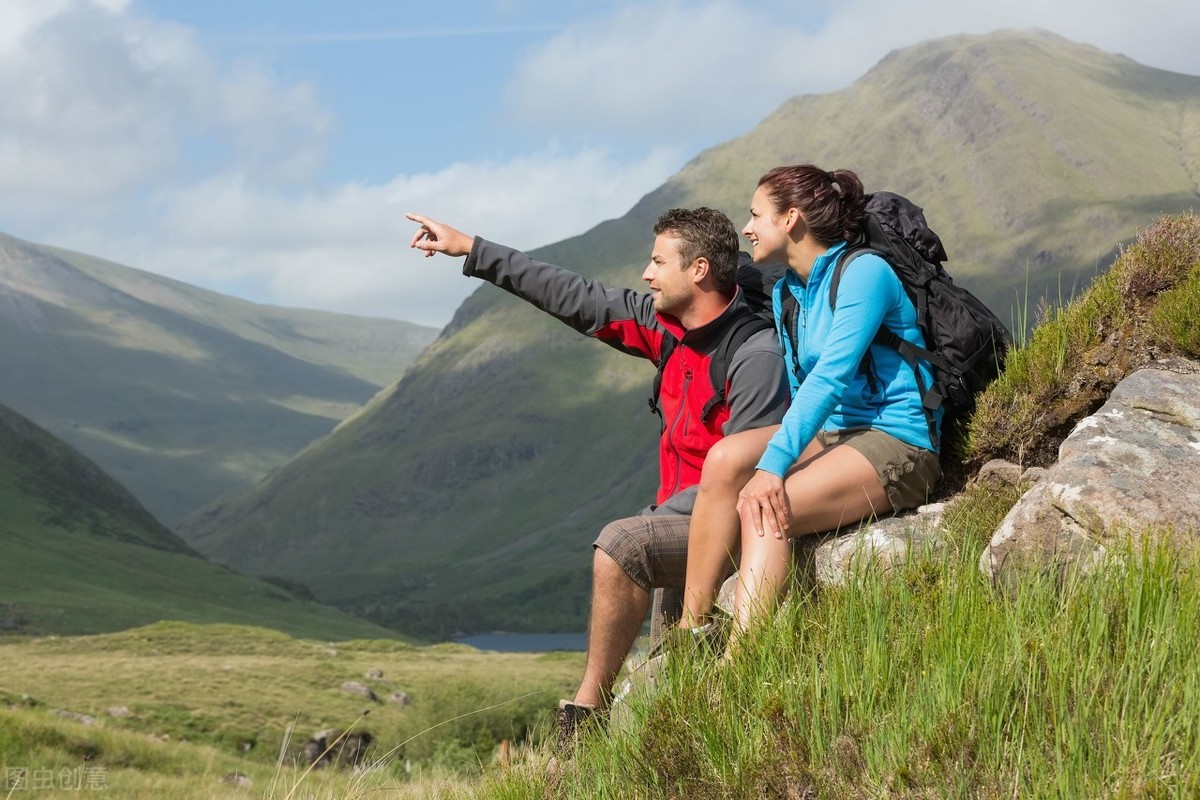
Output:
(0, 233), (438, 525)
(0, 622), (583, 798)
(179, 30), (1200, 637)
(0, 403), (399, 640)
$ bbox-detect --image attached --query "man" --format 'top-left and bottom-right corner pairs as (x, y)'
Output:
(407, 207), (787, 737)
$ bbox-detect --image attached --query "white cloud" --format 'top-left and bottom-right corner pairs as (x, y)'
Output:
(503, 0), (1200, 143)
(82, 145), (683, 327)
(0, 0), (328, 225)
(0, 0), (684, 328)
(503, 1), (826, 143)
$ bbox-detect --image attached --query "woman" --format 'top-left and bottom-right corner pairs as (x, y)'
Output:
(678, 164), (943, 638)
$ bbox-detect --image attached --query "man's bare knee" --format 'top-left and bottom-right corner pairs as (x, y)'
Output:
(593, 548), (644, 595)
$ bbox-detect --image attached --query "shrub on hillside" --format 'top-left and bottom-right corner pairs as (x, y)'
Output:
(966, 211), (1200, 467)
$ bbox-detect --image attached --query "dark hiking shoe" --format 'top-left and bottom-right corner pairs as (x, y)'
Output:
(555, 699), (600, 751)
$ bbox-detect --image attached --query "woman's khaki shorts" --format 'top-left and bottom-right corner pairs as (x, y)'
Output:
(815, 427), (941, 513)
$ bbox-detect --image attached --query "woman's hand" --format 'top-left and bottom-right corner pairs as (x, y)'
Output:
(736, 469), (790, 539)
(406, 213), (474, 258)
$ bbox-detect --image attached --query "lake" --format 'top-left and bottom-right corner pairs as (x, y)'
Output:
(454, 632), (588, 652)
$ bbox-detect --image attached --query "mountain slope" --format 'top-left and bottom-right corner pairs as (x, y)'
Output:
(178, 30), (1200, 636)
(0, 403), (401, 639)
(0, 234), (438, 525)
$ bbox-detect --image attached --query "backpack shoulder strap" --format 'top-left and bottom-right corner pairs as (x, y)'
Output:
(828, 246), (942, 449)
(776, 290), (801, 382)
(827, 246), (878, 310)
(647, 332), (679, 416)
(699, 311), (773, 423)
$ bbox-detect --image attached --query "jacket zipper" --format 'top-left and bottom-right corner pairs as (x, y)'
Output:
(664, 366), (692, 499)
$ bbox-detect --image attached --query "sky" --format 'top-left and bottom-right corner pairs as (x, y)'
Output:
(2, 0), (1199, 328)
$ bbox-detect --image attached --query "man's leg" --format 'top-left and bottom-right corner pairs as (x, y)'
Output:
(572, 514), (691, 709)
(572, 548), (649, 709)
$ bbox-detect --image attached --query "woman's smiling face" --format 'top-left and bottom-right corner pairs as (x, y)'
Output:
(742, 185), (795, 264)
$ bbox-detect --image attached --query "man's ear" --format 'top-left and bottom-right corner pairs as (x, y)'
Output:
(690, 256), (711, 284)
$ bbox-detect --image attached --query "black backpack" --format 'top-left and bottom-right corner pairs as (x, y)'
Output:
(647, 253), (785, 423)
(777, 191), (1012, 449)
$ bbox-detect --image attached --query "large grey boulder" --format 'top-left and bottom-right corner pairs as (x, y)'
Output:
(709, 502), (949, 608)
(980, 360), (1200, 584)
(813, 503), (947, 586)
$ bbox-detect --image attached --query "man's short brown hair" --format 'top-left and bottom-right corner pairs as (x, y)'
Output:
(653, 207), (740, 294)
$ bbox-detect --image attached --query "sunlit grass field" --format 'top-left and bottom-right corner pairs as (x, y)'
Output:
(0, 622), (583, 799)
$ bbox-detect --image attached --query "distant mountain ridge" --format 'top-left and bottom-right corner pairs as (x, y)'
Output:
(0, 403), (398, 640)
(0, 233), (438, 525)
(178, 30), (1200, 637)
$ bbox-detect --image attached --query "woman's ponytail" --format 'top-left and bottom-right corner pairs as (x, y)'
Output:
(758, 165), (866, 245)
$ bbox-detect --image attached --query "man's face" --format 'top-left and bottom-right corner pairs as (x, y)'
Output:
(643, 233), (695, 317)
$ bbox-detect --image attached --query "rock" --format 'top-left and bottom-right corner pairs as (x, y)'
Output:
(980, 363), (1200, 584)
(49, 709), (95, 725)
(1020, 466), (1048, 484)
(340, 681), (379, 703)
(814, 503), (946, 586)
(107, 706), (130, 718)
(221, 772), (252, 787)
(364, 667), (384, 680)
(302, 728), (374, 769)
(387, 691), (412, 706)
(977, 459), (1024, 487)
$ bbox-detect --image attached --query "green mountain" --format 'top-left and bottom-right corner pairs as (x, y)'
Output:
(177, 30), (1200, 637)
(0, 233), (438, 526)
(0, 403), (400, 640)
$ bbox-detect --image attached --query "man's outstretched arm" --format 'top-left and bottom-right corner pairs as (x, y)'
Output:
(406, 212), (662, 360)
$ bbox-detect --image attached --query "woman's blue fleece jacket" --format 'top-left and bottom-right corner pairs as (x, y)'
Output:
(756, 241), (943, 477)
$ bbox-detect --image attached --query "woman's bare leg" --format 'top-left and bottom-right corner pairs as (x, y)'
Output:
(733, 444), (891, 632)
(678, 426), (778, 628)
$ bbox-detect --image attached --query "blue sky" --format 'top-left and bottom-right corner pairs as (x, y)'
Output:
(2, 0), (1198, 327)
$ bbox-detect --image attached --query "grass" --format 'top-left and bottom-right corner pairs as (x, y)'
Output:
(482, 491), (1200, 799)
(8, 496), (1199, 799)
(966, 212), (1200, 467)
(0, 622), (585, 798)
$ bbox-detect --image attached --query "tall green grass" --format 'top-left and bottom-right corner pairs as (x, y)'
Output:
(968, 211), (1200, 466)
(483, 494), (1200, 798)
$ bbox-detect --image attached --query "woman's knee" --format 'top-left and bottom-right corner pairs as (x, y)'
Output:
(700, 431), (768, 490)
